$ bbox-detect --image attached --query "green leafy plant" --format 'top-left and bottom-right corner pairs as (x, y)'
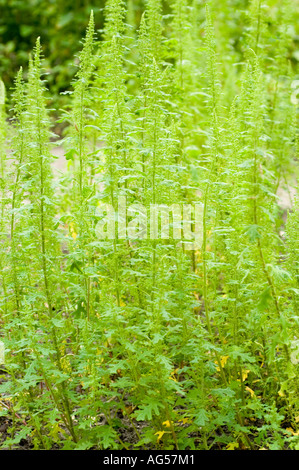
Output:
(0, 0), (298, 451)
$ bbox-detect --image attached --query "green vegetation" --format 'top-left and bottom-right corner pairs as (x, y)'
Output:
(0, 0), (299, 450)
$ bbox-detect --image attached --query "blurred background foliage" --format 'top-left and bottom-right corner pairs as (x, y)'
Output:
(0, 0), (298, 110)
(0, 0), (108, 105)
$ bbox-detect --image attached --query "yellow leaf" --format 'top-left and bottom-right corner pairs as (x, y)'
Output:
(163, 420), (171, 428)
(241, 369), (250, 381)
(226, 442), (239, 450)
(286, 427), (299, 436)
(69, 222), (77, 240)
(169, 369), (179, 382)
(215, 355), (229, 371)
(155, 431), (166, 441)
(178, 417), (190, 424)
(246, 386), (255, 397)
(221, 355), (229, 367)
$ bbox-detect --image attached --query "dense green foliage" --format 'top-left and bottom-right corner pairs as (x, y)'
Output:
(0, 0), (299, 450)
(0, 0), (105, 102)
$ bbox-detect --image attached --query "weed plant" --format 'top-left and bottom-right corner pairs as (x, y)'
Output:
(0, 0), (298, 450)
